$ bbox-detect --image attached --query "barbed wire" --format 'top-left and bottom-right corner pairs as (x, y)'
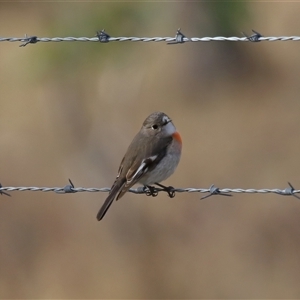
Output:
(1, 29), (300, 47)
(1, 28), (300, 200)
(1, 180), (300, 200)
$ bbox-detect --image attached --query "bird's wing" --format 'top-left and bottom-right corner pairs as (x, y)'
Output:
(115, 135), (172, 200)
(125, 135), (172, 184)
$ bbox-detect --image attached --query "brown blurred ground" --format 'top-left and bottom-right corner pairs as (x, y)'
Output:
(1, 2), (300, 298)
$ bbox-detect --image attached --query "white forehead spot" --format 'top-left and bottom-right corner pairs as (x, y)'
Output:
(164, 121), (176, 135)
(162, 115), (170, 124)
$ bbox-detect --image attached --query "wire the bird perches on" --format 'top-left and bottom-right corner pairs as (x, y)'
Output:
(0, 181), (300, 200)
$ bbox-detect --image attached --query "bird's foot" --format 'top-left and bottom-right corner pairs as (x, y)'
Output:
(144, 185), (158, 197)
(154, 182), (176, 198)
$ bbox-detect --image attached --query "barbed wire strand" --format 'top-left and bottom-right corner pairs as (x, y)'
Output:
(1, 181), (300, 200)
(1, 29), (300, 200)
(1, 29), (300, 47)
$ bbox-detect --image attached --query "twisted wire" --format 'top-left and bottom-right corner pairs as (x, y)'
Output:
(1, 29), (299, 199)
(2, 35), (300, 45)
(0, 185), (300, 197)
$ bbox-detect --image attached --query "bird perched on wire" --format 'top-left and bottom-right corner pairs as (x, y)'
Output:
(97, 111), (182, 221)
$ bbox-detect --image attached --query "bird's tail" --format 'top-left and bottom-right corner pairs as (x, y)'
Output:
(96, 180), (125, 221)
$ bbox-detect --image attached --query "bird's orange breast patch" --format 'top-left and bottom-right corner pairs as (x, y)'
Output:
(172, 131), (182, 144)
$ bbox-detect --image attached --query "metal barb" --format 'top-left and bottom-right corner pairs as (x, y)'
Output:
(19, 34), (38, 47)
(96, 29), (110, 43)
(201, 184), (232, 200)
(0, 183), (11, 197)
(56, 178), (77, 194)
(280, 182), (300, 200)
(242, 29), (262, 42)
(167, 28), (186, 45)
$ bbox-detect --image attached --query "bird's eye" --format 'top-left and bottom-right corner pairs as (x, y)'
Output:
(152, 124), (158, 130)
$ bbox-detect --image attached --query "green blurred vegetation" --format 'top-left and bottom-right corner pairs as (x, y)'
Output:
(209, 2), (249, 35)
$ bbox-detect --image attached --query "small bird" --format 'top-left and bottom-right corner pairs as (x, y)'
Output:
(97, 111), (182, 221)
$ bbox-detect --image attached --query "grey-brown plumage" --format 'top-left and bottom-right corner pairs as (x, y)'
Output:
(97, 112), (182, 221)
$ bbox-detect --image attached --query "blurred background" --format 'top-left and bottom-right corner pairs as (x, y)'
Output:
(1, 1), (300, 298)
